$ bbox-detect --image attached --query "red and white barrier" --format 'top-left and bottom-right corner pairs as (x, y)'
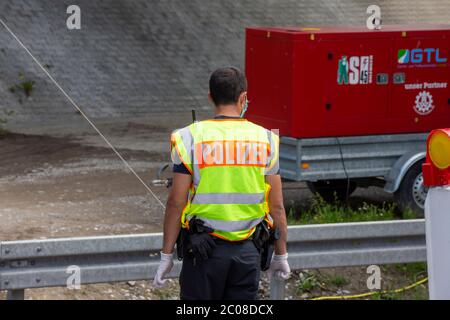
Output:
(423, 129), (450, 300)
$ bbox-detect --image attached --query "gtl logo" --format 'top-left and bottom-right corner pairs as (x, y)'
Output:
(398, 48), (447, 64)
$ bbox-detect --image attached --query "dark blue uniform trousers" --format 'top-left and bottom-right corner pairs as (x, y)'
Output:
(179, 238), (261, 300)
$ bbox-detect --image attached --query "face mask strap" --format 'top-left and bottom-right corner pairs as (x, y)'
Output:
(240, 97), (249, 118)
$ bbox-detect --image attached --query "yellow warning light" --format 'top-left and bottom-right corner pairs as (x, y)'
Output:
(301, 163), (310, 170)
(429, 129), (450, 170)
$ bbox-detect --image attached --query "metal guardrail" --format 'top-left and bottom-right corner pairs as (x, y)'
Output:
(0, 219), (426, 300)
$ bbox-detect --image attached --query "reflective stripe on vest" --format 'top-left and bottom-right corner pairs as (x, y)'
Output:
(191, 192), (265, 204)
(171, 119), (277, 241)
(265, 130), (280, 175)
(171, 127), (194, 174)
(171, 127), (201, 185)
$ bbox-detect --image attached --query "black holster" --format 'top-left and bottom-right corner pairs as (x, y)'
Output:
(253, 221), (280, 271)
(176, 216), (216, 264)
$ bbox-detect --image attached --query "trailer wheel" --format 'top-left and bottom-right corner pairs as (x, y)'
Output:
(306, 179), (357, 202)
(394, 160), (427, 217)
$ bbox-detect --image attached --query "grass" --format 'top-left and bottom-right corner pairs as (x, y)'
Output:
(328, 275), (349, 287)
(153, 286), (176, 300)
(370, 291), (402, 300)
(287, 195), (400, 225)
(409, 287), (429, 300)
(296, 272), (320, 294)
(364, 263), (428, 300)
(294, 264), (429, 300)
(286, 195), (428, 300)
(286, 192), (420, 225)
(393, 262), (427, 278)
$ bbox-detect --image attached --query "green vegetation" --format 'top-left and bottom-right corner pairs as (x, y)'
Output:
(409, 287), (429, 300)
(287, 195), (400, 225)
(20, 79), (35, 97)
(370, 291), (402, 300)
(10, 72), (35, 98)
(296, 272), (320, 294)
(294, 264), (428, 300)
(368, 272), (428, 301)
(286, 196), (427, 300)
(18, 72), (35, 97)
(153, 287), (176, 300)
(328, 275), (349, 287)
(286, 192), (420, 225)
(393, 262), (428, 282)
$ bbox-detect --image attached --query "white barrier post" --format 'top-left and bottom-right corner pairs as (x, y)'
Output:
(425, 187), (450, 299)
(422, 129), (450, 300)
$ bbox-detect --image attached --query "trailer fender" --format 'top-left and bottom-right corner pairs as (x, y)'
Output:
(384, 151), (426, 193)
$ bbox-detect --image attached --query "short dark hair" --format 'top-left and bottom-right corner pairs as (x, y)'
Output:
(209, 67), (247, 106)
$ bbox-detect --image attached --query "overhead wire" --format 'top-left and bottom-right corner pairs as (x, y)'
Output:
(0, 17), (166, 210)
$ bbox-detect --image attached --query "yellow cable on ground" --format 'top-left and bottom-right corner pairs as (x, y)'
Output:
(309, 277), (428, 300)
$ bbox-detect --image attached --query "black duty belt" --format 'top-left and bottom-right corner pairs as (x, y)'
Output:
(212, 236), (254, 245)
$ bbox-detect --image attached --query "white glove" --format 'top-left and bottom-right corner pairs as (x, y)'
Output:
(268, 253), (291, 281)
(152, 252), (174, 288)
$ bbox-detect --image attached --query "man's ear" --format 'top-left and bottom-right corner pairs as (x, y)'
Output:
(239, 91), (248, 104)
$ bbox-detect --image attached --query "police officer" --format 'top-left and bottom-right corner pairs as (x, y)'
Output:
(153, 67), (290, 300)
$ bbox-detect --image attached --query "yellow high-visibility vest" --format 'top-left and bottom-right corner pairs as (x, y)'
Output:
(170, 118), (279, 241)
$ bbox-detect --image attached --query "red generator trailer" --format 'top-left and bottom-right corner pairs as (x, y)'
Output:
(245, 25), (450, 215)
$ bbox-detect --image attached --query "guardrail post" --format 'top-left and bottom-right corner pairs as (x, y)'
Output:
(269, 277), (286, 300)
(6, 289), (25, 300)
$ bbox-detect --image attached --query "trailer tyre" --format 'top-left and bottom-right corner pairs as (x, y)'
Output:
(307, 179), (357, 202)
(394, 160), (427, 217)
